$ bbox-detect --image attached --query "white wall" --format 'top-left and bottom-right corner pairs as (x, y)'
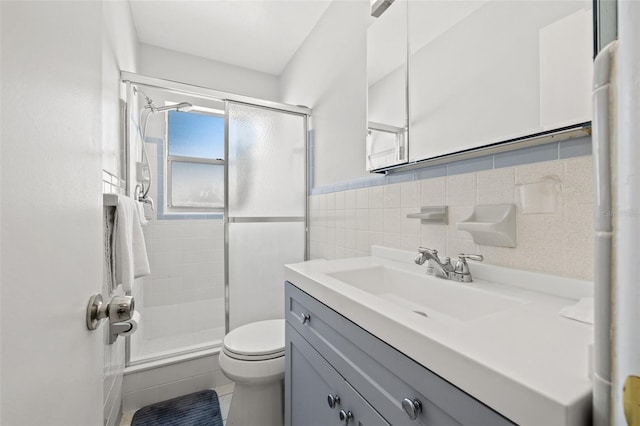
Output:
(139, 43), (280, 102)
(279, 0), (369, 187)
(1, 2), (105, 424)
(102, 1), (139, 178)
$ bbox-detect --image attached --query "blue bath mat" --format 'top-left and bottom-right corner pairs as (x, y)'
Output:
(131, 390), (223, 426)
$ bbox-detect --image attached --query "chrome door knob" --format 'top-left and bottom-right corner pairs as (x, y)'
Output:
(402, 398), (423, 420)
(86, 294), (135, 330)
(327, 393), (341, 409)
(339, 410), (353, 425)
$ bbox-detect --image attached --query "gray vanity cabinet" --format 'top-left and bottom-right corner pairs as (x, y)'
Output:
(286, 323), (390, 425)
(284, 281), (516, 426)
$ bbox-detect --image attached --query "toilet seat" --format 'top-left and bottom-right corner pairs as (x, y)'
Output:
(222, 319), (285, 361)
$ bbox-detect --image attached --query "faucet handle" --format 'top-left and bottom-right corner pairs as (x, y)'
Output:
(415, 247), (438, 265)
(458, 254), (483, 262)
(418, 247), (438, 255)
(454, 253), (483, 274)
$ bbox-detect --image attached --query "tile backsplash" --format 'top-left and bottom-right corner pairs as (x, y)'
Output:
(309, 155), (593, 281)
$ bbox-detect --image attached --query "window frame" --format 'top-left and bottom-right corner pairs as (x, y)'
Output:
(164, 108), (226, 214)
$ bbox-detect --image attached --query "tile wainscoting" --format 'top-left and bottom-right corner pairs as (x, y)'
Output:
(309, 155), (593, 281)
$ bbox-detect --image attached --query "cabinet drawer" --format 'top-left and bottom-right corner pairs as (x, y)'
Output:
(285, 282), (515, 426)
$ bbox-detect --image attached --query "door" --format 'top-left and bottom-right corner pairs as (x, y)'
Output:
(1, 2), (104, 424)
(286, 324), (344, 426)
(285, 324), (390, 426)
(226, 101), (307, 330)
(342, 381), (390, 426)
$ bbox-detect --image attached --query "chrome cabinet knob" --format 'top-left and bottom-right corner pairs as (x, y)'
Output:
(402, 398), (423, 420)
(299, 313), (311, 324)
(339, 410), (353, 425)
(327, 393), (341, 409)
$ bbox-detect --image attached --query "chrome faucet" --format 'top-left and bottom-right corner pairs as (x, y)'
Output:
(415, 247), (454, 279)
(415, 247), (484, 282)
(452, 254), (484, 282)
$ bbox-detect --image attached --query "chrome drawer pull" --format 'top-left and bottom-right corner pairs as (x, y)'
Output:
(298, 312), (311, 324)
(339, 410), (353, 425)
(402, 398), (423, 420)
(327, 393), (341, 409)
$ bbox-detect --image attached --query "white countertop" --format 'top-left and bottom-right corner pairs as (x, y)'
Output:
(284, 246), (593, 426)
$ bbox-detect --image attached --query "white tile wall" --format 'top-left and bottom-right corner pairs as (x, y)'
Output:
(309, 156), (594, 281)
(133, 220), (225, 360)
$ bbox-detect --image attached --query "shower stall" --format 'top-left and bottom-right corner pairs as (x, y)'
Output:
(122, 72), (309, 366)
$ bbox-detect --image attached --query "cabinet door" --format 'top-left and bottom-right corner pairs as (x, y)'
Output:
(341, 381), (390, 426)
(286, 324), (343, 426)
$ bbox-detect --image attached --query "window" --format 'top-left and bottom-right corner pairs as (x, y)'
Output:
(167, 109), (225, 211)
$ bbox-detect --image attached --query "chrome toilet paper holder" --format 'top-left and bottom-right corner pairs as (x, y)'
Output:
(86, 294), (135, 330)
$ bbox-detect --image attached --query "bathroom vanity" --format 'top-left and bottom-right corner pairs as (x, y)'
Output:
(284, 247), (593, 425)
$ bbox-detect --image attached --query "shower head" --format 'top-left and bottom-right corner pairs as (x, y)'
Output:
(135, 86), (193, 113)
(153, 102), (193, 113)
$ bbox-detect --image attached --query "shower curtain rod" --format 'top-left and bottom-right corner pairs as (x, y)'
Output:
(121, 71), (311, 116)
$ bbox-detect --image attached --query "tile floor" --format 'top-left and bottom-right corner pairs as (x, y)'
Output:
(120, 382), (234, 426)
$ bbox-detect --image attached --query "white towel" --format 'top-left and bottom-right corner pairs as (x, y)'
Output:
(136, 200), (148, 226)
(114, 196), (151, 292)
(104, 207), (116, 292)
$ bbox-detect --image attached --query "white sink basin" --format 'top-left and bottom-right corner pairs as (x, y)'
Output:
(327, 265), (525, 322)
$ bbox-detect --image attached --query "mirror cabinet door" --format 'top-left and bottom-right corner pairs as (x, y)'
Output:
(366, 0), (597, 171)
(408, 0), (592, 162)
(366, 0), (409, 171)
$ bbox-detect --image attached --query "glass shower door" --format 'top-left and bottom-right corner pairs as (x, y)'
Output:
(226, 102), (307, 331)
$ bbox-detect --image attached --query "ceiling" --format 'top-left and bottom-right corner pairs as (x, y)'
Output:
(129, 0), (332, 76)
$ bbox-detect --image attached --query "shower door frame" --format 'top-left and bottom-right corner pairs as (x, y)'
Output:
(122, 71), (310, 366)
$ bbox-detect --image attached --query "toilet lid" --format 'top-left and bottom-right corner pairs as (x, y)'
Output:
(223, 319), (285, 361)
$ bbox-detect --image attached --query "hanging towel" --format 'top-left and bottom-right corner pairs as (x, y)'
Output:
(136, 199), (149, 226)
(104, 207), (117, 292)
(114, 196), (151, 292)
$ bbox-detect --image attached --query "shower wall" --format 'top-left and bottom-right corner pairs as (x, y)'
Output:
(129, 90), (226, 363)
(139, 219), (225, 357)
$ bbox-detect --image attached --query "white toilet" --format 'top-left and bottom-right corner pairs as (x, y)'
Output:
(219, 319), (285, 426)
